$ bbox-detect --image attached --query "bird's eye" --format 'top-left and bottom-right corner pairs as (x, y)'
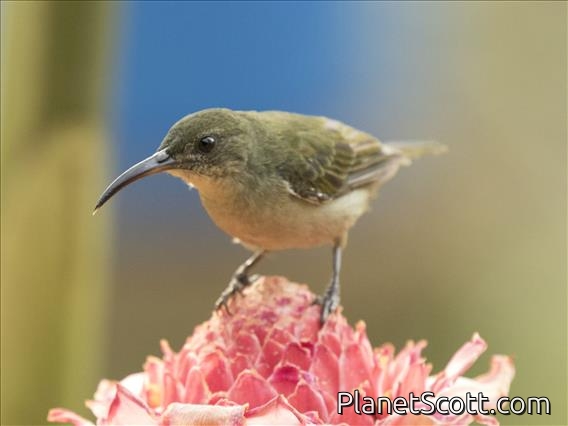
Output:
(198, 136), (216, 153)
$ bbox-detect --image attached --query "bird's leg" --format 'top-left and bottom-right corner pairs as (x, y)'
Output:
(314, 243), (342, 323)
(215, 250), (265, 313)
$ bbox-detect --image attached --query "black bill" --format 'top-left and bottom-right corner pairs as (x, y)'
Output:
(93, 149), (176, 214)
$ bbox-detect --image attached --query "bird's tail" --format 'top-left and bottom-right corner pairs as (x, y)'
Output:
(386, 140), (448, 162)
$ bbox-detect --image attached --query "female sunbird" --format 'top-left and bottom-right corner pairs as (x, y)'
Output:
(95, 108), (446, 322)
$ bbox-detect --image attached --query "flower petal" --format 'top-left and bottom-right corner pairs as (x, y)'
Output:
(269, 364), (301, 396)
(444, 333), (487, 379)
(288, 380), (328, 421)
(144, 357), (165, 409)
(228, 370), (277, 408)
(378, 413), (436, 425)
(184, 366), (211, 404)
(340, 343), (372, 391)
(282, 342), (311, 371)
(430, 333), (487, 393)
(246, 395), (316, 425)
(437, 355), (515, 404)
(120, 372), (145, 397)
(200, 350), (234, 393)
(47, 409), (94, 426)
(233, 332), (262, 357)
(310, 343), (339, 395)
(85, 380), (117, 419)
(104, 384), (157, 425)
(258, 339), (285, 378)
(160, 402), (246, 426)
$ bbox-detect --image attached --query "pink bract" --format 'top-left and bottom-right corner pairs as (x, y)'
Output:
(49, 277), (515, 425)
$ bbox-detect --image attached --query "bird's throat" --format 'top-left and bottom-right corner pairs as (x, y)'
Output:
(166, 169), (244, 207)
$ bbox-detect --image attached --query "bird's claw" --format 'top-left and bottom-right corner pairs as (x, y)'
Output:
(215, 273), (253, 314)
(312, 288), (340, 324)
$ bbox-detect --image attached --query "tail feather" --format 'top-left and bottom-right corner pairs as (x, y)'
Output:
(344, 139), (446, 192)
(386, 140), (448, 160)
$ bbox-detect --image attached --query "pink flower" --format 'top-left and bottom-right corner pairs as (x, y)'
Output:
(49, 277), (515, 425)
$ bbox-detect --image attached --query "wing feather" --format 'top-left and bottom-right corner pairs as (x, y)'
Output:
(276, 117), (401, 204)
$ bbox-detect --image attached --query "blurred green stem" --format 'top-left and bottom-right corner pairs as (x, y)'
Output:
(1, 2), (117, 424)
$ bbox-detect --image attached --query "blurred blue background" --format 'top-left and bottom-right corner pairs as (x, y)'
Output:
(2, 2), (565, 425)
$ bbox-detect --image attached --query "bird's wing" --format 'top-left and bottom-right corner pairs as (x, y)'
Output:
(278, 118), (402, 204)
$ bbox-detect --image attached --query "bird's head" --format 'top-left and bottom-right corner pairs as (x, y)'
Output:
(94, 108), (253, 213)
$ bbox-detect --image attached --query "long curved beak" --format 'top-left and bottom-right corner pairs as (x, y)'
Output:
(93, 149), (176, 214)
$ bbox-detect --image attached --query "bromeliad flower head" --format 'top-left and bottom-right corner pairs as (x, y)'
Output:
(48, 277), (515, 425)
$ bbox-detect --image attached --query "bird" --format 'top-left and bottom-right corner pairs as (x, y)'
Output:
(94, 108), (446, 323)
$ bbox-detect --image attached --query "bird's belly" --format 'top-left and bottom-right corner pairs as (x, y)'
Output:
(201, 189), (372, 251)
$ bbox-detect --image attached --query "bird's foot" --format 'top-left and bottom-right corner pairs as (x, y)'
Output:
(312, 285), (340, 324)
(215, 273), (256, 314)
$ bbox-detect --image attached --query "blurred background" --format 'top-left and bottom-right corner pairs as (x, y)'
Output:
(1, 1), (565, 425)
